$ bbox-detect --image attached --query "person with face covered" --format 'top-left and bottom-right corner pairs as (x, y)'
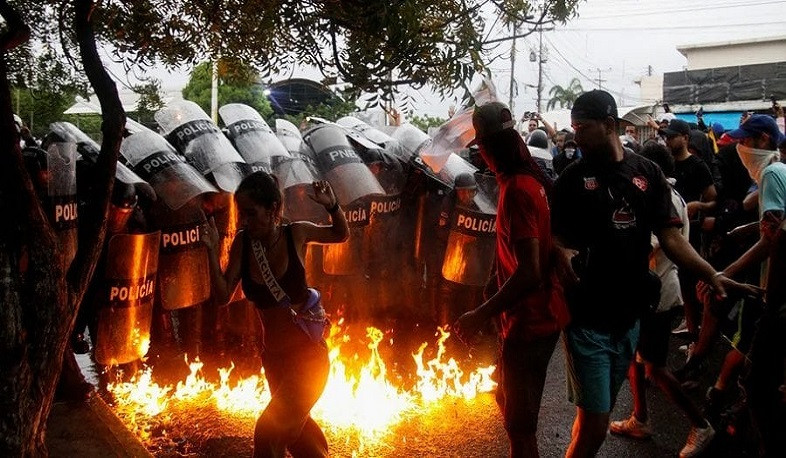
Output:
(454, 101), (569, 457)
(696, 115), (786, 454)
(553, 136), (580, 175)
(204, 172), (349, 458)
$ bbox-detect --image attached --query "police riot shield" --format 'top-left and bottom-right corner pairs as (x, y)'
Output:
(303, 124), (384, 206)
(94, 231), (161, 366)
(437, 153), (478, 187)
(337, 116), (396, 147)
(322, 199), (371, 275)
(155, 100), (249, 193)
(46, 142), (79, 269)
(49, 121), (156, 200)
(121, 129), (218, 210)
(389, 123), (432, 161)
(219, 103), (289, 174)
(441, 186), (497, 286)
(147, 199), (211, 310)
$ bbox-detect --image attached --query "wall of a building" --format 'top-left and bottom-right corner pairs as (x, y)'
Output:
(680, 39), (786, 70)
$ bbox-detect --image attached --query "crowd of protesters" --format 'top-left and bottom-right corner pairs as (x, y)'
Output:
(456, 91), (786, 458)
(19, 86), (786, 457)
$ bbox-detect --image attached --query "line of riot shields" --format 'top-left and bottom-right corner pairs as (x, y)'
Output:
(27, 102), (500, 373)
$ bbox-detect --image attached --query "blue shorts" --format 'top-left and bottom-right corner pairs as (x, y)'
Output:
(563, 322), (640, 413)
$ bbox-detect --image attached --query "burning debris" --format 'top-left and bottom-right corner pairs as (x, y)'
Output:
(106, 324), (498, 456)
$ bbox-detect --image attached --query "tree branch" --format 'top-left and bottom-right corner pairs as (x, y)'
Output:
(68, 0), (124, 304)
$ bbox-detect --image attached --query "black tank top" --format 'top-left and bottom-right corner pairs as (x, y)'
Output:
(241, 225), (309, 309)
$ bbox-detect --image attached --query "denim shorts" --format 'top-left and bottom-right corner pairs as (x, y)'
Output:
(563, 322), (640, 413)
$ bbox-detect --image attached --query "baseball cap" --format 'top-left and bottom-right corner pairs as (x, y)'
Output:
(454, 172), (477, 190)
(470, 101), (516, 145)
(727, 114), (786, 146)
(659, 119), (691, 138)
(571, 90), (620, 122)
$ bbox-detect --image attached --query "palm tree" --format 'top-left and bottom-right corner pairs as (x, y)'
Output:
(547, 78), (584, 110)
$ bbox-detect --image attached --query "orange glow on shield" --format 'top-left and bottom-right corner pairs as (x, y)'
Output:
(220, 197), (238, 270)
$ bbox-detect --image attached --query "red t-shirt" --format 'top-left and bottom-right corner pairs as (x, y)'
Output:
(496, 173), (570, 340)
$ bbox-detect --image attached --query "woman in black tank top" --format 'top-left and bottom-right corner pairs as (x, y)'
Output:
(204, 171), (349, 458)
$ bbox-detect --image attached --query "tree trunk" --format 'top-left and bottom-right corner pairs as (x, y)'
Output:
(0, 0), (124, 455)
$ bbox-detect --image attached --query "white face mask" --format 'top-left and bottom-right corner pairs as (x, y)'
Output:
(565, 148), (576, 159)
(736, 143), (780, 184)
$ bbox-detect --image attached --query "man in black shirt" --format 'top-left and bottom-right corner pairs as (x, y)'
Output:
(553, 90), (752, 457)
(662, 118), (718, 355)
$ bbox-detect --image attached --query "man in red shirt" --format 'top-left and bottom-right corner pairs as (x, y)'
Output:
(454, 101), (570, 457)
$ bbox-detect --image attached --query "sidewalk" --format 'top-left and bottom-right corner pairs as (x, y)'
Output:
(46, 394), (152, 458)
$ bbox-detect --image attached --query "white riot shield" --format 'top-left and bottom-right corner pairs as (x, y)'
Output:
(258, 120), (323, 223)
(94, 231), (161, 366)
(121, 130), (217, 210)
(155, 100), (249, 192)
(49, 121), (156, 200)
(219, 103), (289, 174)
(390, 124), (432, 161)
(304, 125), (384, 206)
(441, 191), (497, 286)
(337, 116), (396, 146)
(46, 142), (79, 269)
(438, 153), (478, 187)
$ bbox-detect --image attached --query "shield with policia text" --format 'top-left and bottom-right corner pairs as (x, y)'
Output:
(45, 141), (79, 270)
(49, 121), (155, 199)
(147, 198), (211, 311)
(303, 124), (384, 205)
(155, 100), (250, 193)
(219, 103), (286, 174)
(120, 129), (218, 211)
(120, 130), (215, 311)
(94, 231), (161, 366)
(273, 119), (327, 223)
(441, 182), (497, 286)
(304, 124), (384, 275)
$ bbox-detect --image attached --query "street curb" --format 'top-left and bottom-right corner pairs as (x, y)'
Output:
(87, 394), (153, 457)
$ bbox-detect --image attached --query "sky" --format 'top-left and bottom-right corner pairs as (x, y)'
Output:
(106, 0), (786, 121)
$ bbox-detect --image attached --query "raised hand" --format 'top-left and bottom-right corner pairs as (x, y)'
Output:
(309, 180), (338, 209)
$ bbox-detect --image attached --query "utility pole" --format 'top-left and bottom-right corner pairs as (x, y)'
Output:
(508, 22), (518, 113)
(537, 27), (544, 113)
(590, 67), (611, 90)
(529, 25), (551, 113)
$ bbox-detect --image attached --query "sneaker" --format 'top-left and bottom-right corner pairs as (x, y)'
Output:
(679, 423), (715, 457)
(609, 414), (653, 439)
(672, 318), (690, 335)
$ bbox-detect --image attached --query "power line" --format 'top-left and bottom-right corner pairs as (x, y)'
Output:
(557, 21), (783, 31)
(576, 0), (785, 20)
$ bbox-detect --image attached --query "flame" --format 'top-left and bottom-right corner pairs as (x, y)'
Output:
(107, 324), (496, 453)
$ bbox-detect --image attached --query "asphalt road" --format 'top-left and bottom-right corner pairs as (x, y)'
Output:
(68, 322), (752, 457)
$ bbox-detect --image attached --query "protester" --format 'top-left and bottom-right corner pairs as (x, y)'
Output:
(204, 172), (349, 458)
(551, 90), (752, 457)
(553, 137), (580, 175)
(695, 115), (786, 455)
(661, 119), (717, 371)
(609, 142), (716, 458)
(455, 101), (569, 457)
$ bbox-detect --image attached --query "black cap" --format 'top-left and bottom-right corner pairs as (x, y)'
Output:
(470, 101), (516, 145)
(659, 119), (690, 137)
(571, 90), (619, 121)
